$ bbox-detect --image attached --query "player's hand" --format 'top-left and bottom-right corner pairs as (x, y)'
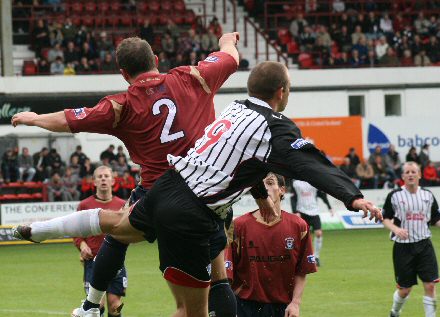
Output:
(80, 244), (93, 260)
(219, 32), (239, 47)
(11, 112), (38, 127)
(394, 228), (409, 240)
(256, 196), (277, 223)
(284, 302), (300, 317)
(351, 198), (383, 222)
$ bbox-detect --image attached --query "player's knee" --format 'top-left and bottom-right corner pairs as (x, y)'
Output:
(399, 287), (412, 298)
(107, 299), (124, 316)
(424, 283), (436, 296)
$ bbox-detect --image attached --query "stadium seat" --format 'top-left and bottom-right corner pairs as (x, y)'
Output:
(17, 193), (33, 200)
(158, 13), (168, 25)
(82, 15), (94, 27)
(173, 0), (186, 12)
(184, 10), (196, 24)
(287, 41), (299, 55)
(84, 1), (96, 13)
(172, 15), (184, 25)
(94, 15), (105, 27)
(136, 1), (148, 13)
(70, 15), (82, 26)
(109, 0), (121, 12)
(97, 1), (110, 14)
(23, 60), (37, 76)
(148, 1), (160, 13)
(32, 193), (43, 199)
(106, 14), (120, 27)
(298, 53), (314, 68)
(120, 13), (133, 27)
(70, 2), (83, 14)
(277, 28), (291, 46)
(161, 0), (172, 12)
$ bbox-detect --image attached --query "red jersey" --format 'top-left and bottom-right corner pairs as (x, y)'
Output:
(73, 195), (126, 256)
(225, 211), (317, 304)
(65, 52), (237, 188)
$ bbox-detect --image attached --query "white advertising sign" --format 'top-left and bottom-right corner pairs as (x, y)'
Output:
(1, 201), (79, 225)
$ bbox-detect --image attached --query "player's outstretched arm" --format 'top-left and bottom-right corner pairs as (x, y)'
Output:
(11, 111), (71, 132)
(351, 198), (383, 223)
(382, 218), (409, 240)
(219, 32), (240, 65)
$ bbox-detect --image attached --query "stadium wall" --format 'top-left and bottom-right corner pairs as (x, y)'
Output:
(0, 67), (439, 161)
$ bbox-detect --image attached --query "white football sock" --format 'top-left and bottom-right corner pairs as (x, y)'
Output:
(87, 285), (105, 305)
(423, 296), (436, 317)
(391, 290), (408, 315)
(314, 236), (323, 258)
(30, 208), (102, 242)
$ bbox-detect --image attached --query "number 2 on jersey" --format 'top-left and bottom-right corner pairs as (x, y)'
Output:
(152, 98), (185, 143)
(196, 119), (232, 154)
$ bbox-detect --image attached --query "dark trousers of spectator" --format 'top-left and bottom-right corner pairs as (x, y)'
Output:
(1, 163), (19, 182)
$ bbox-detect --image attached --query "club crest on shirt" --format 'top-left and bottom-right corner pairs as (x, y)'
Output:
(73, 107), (86, 119)
(291, 138), (311, 150)
(307, 254), (316, 264)
(285, 237), (295, 250)
(204, 56), (219, 63)
(224, 260), (233, 271)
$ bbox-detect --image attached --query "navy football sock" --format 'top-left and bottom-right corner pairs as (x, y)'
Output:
(83, 300), (100, 311)
(209, 279), (237, 317)
(90, 235), (128, 291)
(100, 306), (105, 317)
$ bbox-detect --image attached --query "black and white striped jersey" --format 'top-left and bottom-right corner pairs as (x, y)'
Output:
(167, 97), (362, 219)
(383, 186), (440, 243)
(292, 180), (332, 216)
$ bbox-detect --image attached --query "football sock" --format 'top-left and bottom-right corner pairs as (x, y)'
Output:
(30, 208), (101, 242)
(391, 290), (408, 315)
(314, 236), (323, 259)
(83, 285), (103, 310)
(108, 313), (121, 317)
(423, 296), (436, 317)
(90, 235), (128, 291)
(100, 307), (105, 317)
(209, 279), (237, 317)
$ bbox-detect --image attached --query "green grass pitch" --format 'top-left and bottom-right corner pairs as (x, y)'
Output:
(1, 228), (439, 316)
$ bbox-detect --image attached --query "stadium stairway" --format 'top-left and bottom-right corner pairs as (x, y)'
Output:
(13, 45), (36, 76)
(185, 0), (282, 67)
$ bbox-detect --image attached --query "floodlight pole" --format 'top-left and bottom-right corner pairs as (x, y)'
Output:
(0, 0), (14, 76)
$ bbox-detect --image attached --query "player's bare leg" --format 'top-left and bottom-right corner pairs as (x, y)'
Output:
(106, 293), (124, 317)
(390, 287), (411, 317)
(422, 282), (437, 317)
(13, 207), (144, 243)
(168, 281), (209, 317)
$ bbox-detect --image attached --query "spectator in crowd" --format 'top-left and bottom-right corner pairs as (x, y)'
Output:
(77, 57), (91, 73)
(64, 41), (80, 66)
(316, 25), (332, 48)
(62, 167), (80, 201)
(69, 155), (82, 178)
(351, 25), (365, 45)
(50, 56), (65, 75)
(419, 144), (430, 169)
(368, 145), (385, 165)
(209, 16), (222, 38)
(379, 12), (394, 36)
(346, 147), (360, 168)
(332, 0), (345, 13)
(406, 146), (420, 163)
(61, 18), (77, 44)
(423, 160), (440, 186)
(356, 159), (375, 189)
(414, 11), (430, 36)
(290, 13), (308, 39)
(100, 145), (116, 164)
(366, 49), (378, 67)
(112, 156), (129, 177)
(48, 148), (63, 175)
(375, 35), (389, 59)
(47, 172), (68, 202)
(18, 147), (36, 182)
(171, 53), (185, 68)
(32, 18), (50, 57)
(401, 49), (414, 66)
(158, 52), (171, 73)
(101, 53), (118, 73)
(380, 47), (400, 67)
(140, 18), (154, 45)
(64, 62), (76, 75)
(350, 49), (363, 67)
(80, 42), (97, 63)
(161, 32), (176, 58)
(340, 157), (360, 187)
(414, 50), (432, 67)
(80, 158), (95, 178)
(49, 21), (64, 47)
(70, 145), (88, 167)
(299, 25), (316, 52)
(115, 146), (126, 161)
(165, 19), (180, 39)
(33, 147), (50, 181)
(335, 25), (352, 52)
(352, 36), (368, 62)
(38, 58), (51, 74)
(387, 144), (402, 179)
(48, 42), (64, 63)
(372, 156), (391, 188)
(1, 148), (19, 183)
(96, 31), (114, 60)
(426, 36), (440, 63)
(365, 11), (381, 39)
(188, 51), (198, 66)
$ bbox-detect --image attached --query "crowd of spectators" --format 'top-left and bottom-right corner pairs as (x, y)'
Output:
(268, 1), (440, 68)
(13, 0), (251, 75)
(0, 144), (137, 201)
(339, 143), (440, 189)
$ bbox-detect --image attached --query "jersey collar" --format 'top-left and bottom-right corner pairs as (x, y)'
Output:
(133, 71), (162, 84)
(247, 97), (272, 110)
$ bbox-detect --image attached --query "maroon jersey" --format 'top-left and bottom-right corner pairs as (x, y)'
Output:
(73, 195), (125, 256)
(65, 52), (237, 188)
(225, 210), (317, 304)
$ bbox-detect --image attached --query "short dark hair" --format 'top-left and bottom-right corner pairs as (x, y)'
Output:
(247, 61), (289, 101)
(116, 37), (155, 78)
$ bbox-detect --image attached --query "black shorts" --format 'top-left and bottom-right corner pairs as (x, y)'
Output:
(236, 297), (287, 317)
(298, 212), (321, 231)
(393, 239), (439, 288)
(129, 169), (219, 287)
(129, 184), (228, 260)
(84, 260), (127, 296)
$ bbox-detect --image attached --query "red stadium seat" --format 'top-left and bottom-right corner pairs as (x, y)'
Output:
(298, 53), (313, 68)
(70, 2), (83, 14)
(70, 15), (82, 26)
(161, 0), (172, 12)
(158, 13), (168, 25)
(106, 14), (120, 27)
(23, 60), (37, 76)
(32, 193), (43, 199)
(120, 13), (133, 27)
(17, 193), (33, 200)
(287, 41), (299, 55)
(184, 10), (196, 24)
(97, 1), (110, 13)
(277, 28), (291, 45)
(173, 0), (186, 12)
(136, 1), (148, 13)
(94, 15), (105, 27)
(82, 15), (94, 27)
(148, 1), (160, 13)
(84, 1), (96, 13)
(113, 35), (124, 47)
(172, 15), (184, 25)
(109, 0), (121, 11)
